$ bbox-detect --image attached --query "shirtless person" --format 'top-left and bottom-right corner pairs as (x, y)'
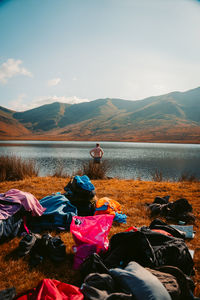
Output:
(90, 143), (104, 163)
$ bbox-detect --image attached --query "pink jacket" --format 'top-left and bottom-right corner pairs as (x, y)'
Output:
(0, 189), (46, 220)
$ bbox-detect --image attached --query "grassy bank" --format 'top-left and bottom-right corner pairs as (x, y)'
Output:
(0, 177), (200, 296)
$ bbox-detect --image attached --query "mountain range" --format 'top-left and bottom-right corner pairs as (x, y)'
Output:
(1, 87), (200, 143)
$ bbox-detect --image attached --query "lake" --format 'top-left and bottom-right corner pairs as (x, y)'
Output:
(0, 140), (200, 181)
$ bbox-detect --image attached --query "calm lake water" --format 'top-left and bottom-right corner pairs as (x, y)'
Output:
(0, 140), (200, 181)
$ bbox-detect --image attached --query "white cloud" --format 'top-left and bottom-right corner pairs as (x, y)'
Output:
(0, 58), (33, 84)
(47, 78), (61, 86)
(29, 95), (90, 109)
(7, 95), (90, 111)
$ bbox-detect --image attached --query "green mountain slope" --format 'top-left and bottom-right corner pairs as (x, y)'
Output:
(0, 86), (200, 142)
(13, 102), (70, 131)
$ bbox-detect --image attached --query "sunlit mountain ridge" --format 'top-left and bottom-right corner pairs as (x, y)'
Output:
(1, 87), (200, 143)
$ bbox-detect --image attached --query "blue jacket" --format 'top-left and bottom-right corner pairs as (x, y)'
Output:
(28, 193), (77, 232)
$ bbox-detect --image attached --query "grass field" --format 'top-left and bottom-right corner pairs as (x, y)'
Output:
(0, 177), (200, 296)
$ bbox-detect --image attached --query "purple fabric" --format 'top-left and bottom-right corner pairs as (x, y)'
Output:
(0, 189), (46, 220)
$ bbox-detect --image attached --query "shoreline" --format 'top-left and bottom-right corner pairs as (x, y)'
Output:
(0, 136), (200, 144)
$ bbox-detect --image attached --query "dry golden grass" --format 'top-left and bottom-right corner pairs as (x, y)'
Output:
(0, 155), (39, 181)
(0, 177), (200, 296)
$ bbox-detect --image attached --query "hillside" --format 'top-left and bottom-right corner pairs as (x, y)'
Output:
(0, 107), (31, 137)
(1, 87), (200, 143)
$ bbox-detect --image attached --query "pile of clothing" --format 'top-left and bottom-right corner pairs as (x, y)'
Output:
(26, 175), (127, 234)
(95, 197), (127, 223)
(3, 218), (198, 299)
(27, 192), (77, 232)
(80, 260), (195, 300)
(0, 175), (127, 244)
(17, 232), (66, 267)
(79, 219), (198, 299)
(147, 195), (195, 224)
(0, 177), (199, 299)
(0, 189), (45, 243)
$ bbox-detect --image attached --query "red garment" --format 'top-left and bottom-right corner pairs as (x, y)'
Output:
(15, 279), (84, 300)
(151, 229), (172, 236)
(125, 227), (172, 236)
(125, 226), (138, 232)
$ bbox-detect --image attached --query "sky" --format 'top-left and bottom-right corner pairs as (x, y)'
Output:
(0, 0), (200, 111)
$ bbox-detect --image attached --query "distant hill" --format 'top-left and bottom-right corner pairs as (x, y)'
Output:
(0, 106), (31, 137)
(1, 86), (200, 143)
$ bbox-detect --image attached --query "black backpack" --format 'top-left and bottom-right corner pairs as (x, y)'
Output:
(64, 176), (96, 201)
(152, 238), (194, 276)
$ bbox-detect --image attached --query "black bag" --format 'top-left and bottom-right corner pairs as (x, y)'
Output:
(64, 176), (96, 201)
(153, 238), (194, 276)
(103, 229), (194, 276)
(80, 253), (110, 279)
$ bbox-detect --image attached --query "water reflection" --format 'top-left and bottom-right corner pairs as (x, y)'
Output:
(0, 141), (199, 180)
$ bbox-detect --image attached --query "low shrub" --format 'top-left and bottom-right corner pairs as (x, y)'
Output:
(76, 159), (110, 179)
(151, 169), (163, 182)
(0, 155), (39, 181)
(178, 172), (199, 182)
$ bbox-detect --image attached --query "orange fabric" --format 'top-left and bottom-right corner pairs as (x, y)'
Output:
(94, 197), (122, 215)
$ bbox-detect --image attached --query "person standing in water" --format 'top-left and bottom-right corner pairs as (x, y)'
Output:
(90, 143), (104, 163)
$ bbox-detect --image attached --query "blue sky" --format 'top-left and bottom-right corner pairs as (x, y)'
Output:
(0, 0), (200, 111)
